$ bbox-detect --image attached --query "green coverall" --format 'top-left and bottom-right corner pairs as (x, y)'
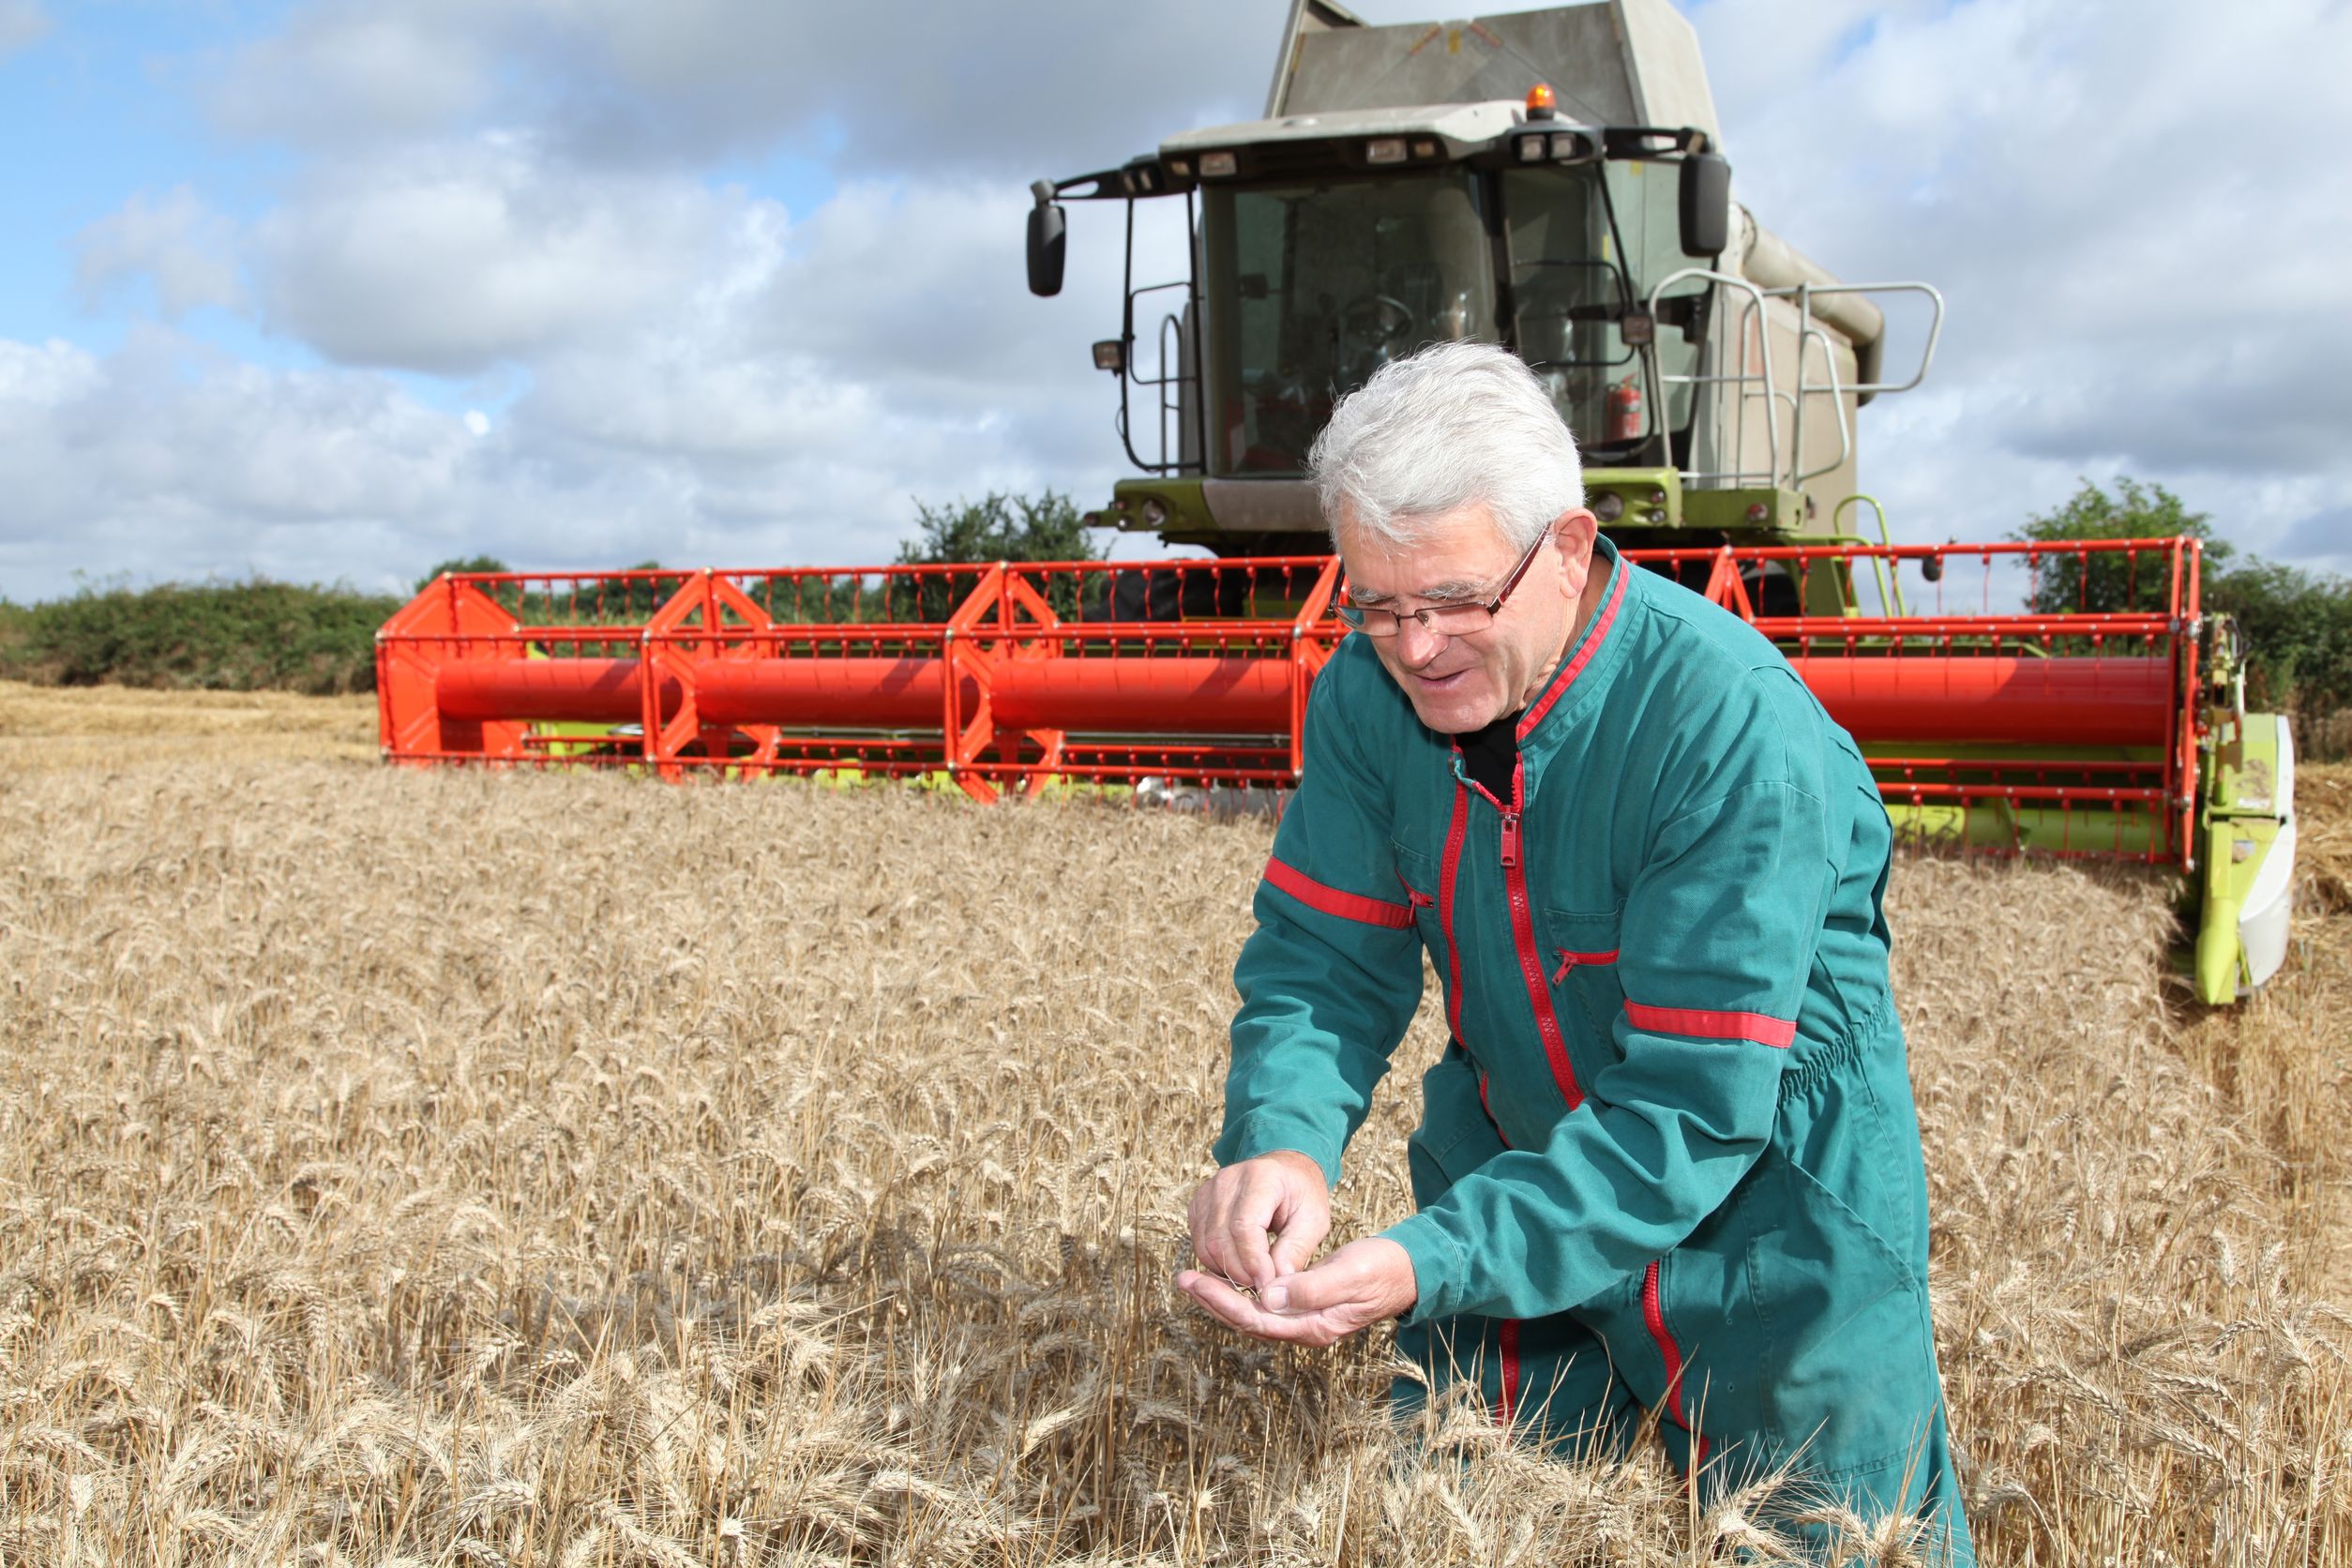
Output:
(1215, 538), (1973, 1561)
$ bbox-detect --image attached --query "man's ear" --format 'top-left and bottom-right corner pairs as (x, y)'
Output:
(1552, 508), (1601, 596)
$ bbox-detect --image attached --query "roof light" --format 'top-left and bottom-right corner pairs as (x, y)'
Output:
(1168, 158), (1191, 177)
(1516, 137), (1545, 163)
(1411, 139), (1439, 158)
(1092, 339), (1125, 373)
(1366, 137), (1407, 165)
(1526, 83), (1558, 119)
(1549, 131), (1589, 160)
(1199, 151), (1237, 178)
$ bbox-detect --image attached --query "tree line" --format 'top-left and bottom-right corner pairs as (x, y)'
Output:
(1, 484), (2343, 757)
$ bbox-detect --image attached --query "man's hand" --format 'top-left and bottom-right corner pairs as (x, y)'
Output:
(1176, 1237), (1417, 1349)
(1184, 1149), (1331, 1294)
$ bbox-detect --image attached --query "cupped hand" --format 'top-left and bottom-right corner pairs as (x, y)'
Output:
(1175, 1236), (1417, 1349)
(1184, 1149), (1331, 1294)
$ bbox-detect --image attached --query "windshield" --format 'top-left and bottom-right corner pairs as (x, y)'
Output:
(1200, 171), (1498, 475)
(1503, 160), (1707, 459)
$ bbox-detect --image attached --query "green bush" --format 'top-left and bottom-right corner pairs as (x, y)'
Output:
(891, 490), (1101, 620)
(0, 580), (401, 696)
(2011, 476), (2230, 614)
(2205, 558), (2352, 748)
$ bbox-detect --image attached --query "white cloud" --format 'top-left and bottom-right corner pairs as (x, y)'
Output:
(206, 1), (493, 146)
(251, 134), (769, 374)
(201, 0), (1276, 177)
(0, 0), (48, 60)
(1690, 0), (2352, 566)
(0, 326), (476, 595)
(17, 0), (2349, 604)
(74, 187), (247, 320)
(0, 170), (1159, 599)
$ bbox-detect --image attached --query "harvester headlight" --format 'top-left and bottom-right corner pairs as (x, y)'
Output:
(1168, 158), (1192, 177)
(1411, 139), (1438, 158)
(1644, 508), (1666, 524)
(1648, 489), (1667, 505)
(1549, 132), (1590, 160)
(1591, 492), (1625, 522)
(1516, 136), (1546, 163)
(1199, 151), (1238, 178)
(1092, 339), (1125, 374)
(1744, 502), (1771, 524)
(1366, 137), (1407, 165)
(1140, 498), (1169, 527)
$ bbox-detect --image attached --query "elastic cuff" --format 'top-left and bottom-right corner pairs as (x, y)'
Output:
(1214, 1111), (1342, 1188)
(1381, 1213), (1465, 1326)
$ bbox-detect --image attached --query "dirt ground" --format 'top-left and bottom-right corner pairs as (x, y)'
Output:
(0, 687), (2344, 1563)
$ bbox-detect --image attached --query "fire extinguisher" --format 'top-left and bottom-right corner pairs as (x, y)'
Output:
(1606, 381), (1643, 444)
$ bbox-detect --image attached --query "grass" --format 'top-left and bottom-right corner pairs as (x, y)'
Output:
(0, 704), (2344, 1561)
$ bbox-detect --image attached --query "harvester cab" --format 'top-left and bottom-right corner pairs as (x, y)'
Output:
(377, 0), (2297, 1004)
(1026, 0), (1938, 580)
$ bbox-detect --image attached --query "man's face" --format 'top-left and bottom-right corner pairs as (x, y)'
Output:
(1334, 501), (1591, 734)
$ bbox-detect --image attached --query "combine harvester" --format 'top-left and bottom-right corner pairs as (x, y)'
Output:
(377, 0), (2295, 1003)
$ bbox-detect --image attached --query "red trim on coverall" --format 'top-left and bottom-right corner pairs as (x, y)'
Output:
(1262, 855), (1416, 928)
(1476, 1067), (1522, 1425)
(1515, 545), (1628, 738)
(1624, 1001), (1797, 1049)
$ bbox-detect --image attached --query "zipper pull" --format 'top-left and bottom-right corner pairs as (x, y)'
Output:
(1550, 950), (1576, 985)
(1500, 810), (1520, 869)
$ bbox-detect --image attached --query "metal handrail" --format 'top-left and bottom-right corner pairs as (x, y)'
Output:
(1647, 267), (1779, 489)
(1772, 279), (1945, 398)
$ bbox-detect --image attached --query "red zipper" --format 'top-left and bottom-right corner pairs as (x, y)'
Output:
(1437, 784), (1471, 1051)
(1499, 758), (1582, 1110)
(1550, 947), (1620, 984)
(1642, 1259), (1708, 1469)
(1498, 1317), (1522, 1426)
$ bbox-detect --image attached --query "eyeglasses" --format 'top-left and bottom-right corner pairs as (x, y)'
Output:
(1335, 526), (1554, 639)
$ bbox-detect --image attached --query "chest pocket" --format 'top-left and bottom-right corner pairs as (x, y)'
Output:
(1543, 906), (1626, 1049)
(1390, 837), (1447, 1003)
(1391, 838), (1440, 914)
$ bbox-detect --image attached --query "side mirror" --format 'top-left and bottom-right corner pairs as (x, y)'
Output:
(1027, 181), (1067, 297)
(1678, 153), (1730, 258)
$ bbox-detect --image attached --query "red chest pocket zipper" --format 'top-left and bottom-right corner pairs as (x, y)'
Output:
(1550, 947), (1620, 984)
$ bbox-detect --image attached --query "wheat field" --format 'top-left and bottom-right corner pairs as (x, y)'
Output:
(0, 730), (2346, 1563)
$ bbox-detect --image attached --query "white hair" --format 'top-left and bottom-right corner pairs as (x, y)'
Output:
(1305, 340), (1584, 552)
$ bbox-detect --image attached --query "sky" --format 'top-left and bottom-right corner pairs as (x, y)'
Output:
(0, 0), (2345, 600)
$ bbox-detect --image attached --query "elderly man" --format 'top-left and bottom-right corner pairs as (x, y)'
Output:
(1175, 342), (1972, 1560)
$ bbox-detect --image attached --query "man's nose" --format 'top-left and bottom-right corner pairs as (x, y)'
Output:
(1394, 616), (1448, 667)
